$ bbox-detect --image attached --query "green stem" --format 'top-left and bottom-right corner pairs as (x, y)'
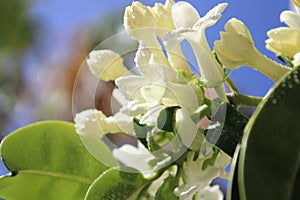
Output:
(226, 77), (239, 93)
(214, 85), (228, 103)
(227, 93), (262, 108)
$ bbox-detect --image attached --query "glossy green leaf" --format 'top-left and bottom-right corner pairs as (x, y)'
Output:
(0, 121), (118, 200)
(85, 166), (149, 200)
(238, 67), (300, 199)
(226, 144), (241, 200)
(155, 176), (179, 200)
(206, 103), (248, 156)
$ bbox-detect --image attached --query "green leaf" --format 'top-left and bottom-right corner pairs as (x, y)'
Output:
(157, 106), (180, 132)
(202, 148), (220, 170)
(238, 67), (300, 199)
(85, 166), (149, 200)
(0, 121), (118, 200)
(205, 103), (248, 156)
(155, 176), (179, 200)
(226, 144), (241, 200)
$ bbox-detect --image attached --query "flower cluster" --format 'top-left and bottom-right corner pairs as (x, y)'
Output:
(74, 0), (296, 199)
(266, 0), (300, 67)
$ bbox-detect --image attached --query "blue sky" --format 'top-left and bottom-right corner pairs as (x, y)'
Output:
(0, 0), (291, 174)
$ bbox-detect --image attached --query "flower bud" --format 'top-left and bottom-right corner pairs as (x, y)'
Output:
(215, 18), (291, 82)
(87, 50), (128, 81)
(151, 0), (175, 37)
(266, 27), (300, 57)
(124, 1), (156, 41)
(74, 109), (121, 138)
(214, 18), (254, 68)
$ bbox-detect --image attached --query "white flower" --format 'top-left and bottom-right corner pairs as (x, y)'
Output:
(74, 108), (134, 138)
(214, 18), (291, 82)
(165, 2), (228, 87)
(124, 2), (156, 41)
(112, 141), (155, 178)
(87, 50), (129, 81)
(266, 3), (300, 60)
(124, 1), (170, 66)
(74, 109), (121, 138)
(193, 185), (223, 200)
(280, 10), (300, 30)
(175, 151), (231, 200)
(293, 52), (300, 67)
(175, 107), (198, 150)
(115, 64), (200, 111)
(151, 0), (176, 38)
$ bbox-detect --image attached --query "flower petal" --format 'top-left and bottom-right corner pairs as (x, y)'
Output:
(74, 109), (121, 138)
(115, 75), (145, 100)
(266, 27), (300, 57)
(87, 50), (129, 81)
(112, 141), (155, 178)
(175, 108), (198, 149)
(172, 1), (200, 28)
(280, 10), (300, 29)
(293, 52), (300, 67)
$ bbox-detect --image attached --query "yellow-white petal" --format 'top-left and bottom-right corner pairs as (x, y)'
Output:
(280, 10), (300, 29)
(266, 27), (300, 57)
(74, 109), (121, 138)
(172, 2), (200, 29)
(151, 1), (175, 37)
(112, 141), (155, 178)
(124, 1), (156, 41)
(87, 50), (128, 81)
(224, 17), (252, 40)
(194, 185), (223, 200)
(293, 52), (300, 67)
(175, 108), (198, 149)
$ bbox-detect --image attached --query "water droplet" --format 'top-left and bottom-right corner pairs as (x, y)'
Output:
(271, 99), (277, 104)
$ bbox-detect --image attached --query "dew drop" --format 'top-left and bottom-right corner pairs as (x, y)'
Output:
(271, 99), (277, 104)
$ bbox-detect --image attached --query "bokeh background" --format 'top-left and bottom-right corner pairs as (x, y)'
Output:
(0, 0), (291, 175)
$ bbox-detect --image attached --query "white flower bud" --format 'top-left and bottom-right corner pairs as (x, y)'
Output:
(74, 109), (121, 138)
(87, 50), (128, 81)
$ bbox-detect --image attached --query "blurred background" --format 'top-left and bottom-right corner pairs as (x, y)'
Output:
(0, 0), (291, 175)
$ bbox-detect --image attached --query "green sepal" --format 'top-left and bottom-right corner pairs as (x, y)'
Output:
(133, 117), (152, 149)
(155, 175), (179, 200)
(157, 106), (180, 133)
(202, 148), (220, 170)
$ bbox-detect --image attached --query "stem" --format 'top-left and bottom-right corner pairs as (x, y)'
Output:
(227, 93), (262, 108)
(226, 77), (239, 93)
(248, 49), (291, 82)
(226, 77), (262, 107)
(214, 85), (228, 103)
